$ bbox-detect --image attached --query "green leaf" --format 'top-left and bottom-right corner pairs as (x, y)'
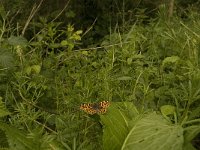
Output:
(0, 97), (10, 118)
(76, 30), (83, 35)
(48, 43), (61, 48)
(8, 36), (28, 47)
(127, 58), (132, 65)
(101, 102), (138, 150)
(117, 76), (132, 81)
(61, 40), (68, 46)
(0, 48), (14, 68)
(65, 10), (76, 18)
(184, 125), (200, 142)
(162, 56), (180, 66)
(0, 122), (36, 150)
(31, 65), (41, 74)
(0, 5), (6, 19)
(188, 106), (200, 119)
(25, 66), (32, 75)
(160, 105), (175, 116)
(102, 108), (183, 150)
(81, 51), (88, 55)
(122, 113), (183, 150)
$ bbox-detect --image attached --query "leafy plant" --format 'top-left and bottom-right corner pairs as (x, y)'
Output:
(0, 1), (200, 149)
(101, 102), (184, 150)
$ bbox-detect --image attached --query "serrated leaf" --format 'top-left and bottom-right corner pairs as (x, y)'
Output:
(0, 97), (10, 117)
(0, 122), (36, 150)
(0, 48), (14, 68)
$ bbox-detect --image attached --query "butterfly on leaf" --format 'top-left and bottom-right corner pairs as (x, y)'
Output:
(80, 101), (110, 115)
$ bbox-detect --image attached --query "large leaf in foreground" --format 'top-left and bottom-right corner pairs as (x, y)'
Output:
(101, 104), (184, 150)
(101, 102), (139, 150)
(122, 113), (183, 150)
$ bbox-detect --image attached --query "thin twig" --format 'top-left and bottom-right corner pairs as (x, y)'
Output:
(29, 0), (71, 42)
(34, 120), (57, 134)
(82, 17), (98, 37)
(22, 0), (44, 36)
(51, 0), (71, 22)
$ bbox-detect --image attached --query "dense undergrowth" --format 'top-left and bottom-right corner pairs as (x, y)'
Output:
(0, 3), (200, 150)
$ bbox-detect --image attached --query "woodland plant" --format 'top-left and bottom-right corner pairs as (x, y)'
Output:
(0, 3), (200, 150)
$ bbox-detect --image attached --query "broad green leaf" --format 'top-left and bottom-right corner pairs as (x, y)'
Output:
(101, 102), (138, 150)
(122, 113), (183, 150)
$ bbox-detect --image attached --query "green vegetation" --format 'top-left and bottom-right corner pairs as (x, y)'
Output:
(0, 0), (200, 150)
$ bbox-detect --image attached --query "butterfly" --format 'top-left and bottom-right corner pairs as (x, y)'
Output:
(80, 101), (110, 115)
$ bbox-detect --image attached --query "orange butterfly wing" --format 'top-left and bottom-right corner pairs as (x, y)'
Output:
(80, 101), (110, 115)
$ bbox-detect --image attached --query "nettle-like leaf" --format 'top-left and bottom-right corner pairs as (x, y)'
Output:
(101, 103), (184, 150)
(0, 97), (10, 118)
(0, 48), (14, 68)
(0, 122), (36, 150)
(0, 123), (61, 150)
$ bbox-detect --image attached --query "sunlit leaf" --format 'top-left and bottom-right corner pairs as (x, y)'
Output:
(160, 105), (175, 116)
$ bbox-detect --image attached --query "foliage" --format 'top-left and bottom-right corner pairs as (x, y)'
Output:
(102, 105), (184, 150)
(0, 1), (200, 150)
